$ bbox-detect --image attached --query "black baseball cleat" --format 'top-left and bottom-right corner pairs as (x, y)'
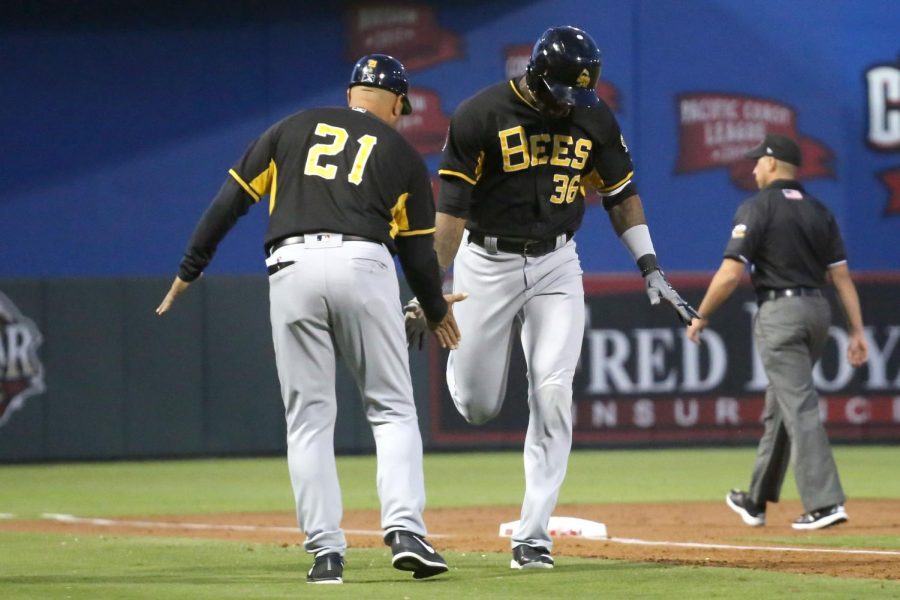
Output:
(306, 552), (343, 584)
(792, 504), (848, 530)
(510, 544), (554, 569)
(385, 530), (449, 579)
(725, 489), (766, 526)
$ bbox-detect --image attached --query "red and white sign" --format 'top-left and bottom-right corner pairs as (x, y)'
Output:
(866, 53), (900, 215)
(675, 93), (834, 190)
(396, 88), (451, 156)
(428, 274), (900, 447)
(345, 3), (463, 72)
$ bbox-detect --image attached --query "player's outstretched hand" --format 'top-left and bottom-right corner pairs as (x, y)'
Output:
(644, 269), (700, 326)
(403, 298), (428, 350)
(428, 292), (468, 350)
(155, 276), (192, 316)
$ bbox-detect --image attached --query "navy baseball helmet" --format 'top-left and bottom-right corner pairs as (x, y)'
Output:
(349, 54), (412, 115)
(526, 26), (602, 109)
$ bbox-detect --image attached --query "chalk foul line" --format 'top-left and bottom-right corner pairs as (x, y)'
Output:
(608, 536), (900, 557)
(38, 513), (447, 539)
(31, 514), (899, 557)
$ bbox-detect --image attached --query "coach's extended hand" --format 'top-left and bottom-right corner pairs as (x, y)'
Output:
(644, 269), (700, 326)
(155, 276), (193, 316)
(405, 293), (468, 350)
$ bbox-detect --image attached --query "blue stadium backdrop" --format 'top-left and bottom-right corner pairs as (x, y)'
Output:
(1, 0), (898, 459)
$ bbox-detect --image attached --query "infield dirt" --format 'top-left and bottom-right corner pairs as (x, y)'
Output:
(3, 500), (898, 580)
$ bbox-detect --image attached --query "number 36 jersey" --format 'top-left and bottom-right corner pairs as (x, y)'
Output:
(438, 80), (636, 239)
(179, 106), (436, 281)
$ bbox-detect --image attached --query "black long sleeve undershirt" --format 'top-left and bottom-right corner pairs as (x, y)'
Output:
(395, 234), (447, 323)
(178, 177), (254, 282)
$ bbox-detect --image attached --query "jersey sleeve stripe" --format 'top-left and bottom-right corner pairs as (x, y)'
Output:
(267, 161), (278, 215)
(438, 169), (477, 185)
(229, 169), (261, 202)
(389, 192), (410, 239)
(228, 169), (268, 202)
(396, 228), (436, 237)
(827, 259), (848, 268)
(598, 171), (634, 195)
(724, 253), (749, 264)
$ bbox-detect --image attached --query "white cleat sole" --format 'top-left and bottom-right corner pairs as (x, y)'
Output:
(792, 509), (848, 530)
(726, 493), (766, 526)
(510, 560), (554, 570)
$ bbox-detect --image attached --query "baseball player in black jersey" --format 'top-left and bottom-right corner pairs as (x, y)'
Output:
(407, 26), (698, 569)
(687, 134), (868, 530)
(156, 54), (465, 583)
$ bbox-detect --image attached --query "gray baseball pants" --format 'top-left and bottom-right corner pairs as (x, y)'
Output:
(447, 233), (584, 551)
(748, 295), (845, 512)
(267, 237), (428, 557)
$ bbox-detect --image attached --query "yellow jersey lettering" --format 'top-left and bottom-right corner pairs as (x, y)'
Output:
(499, 126), (530, 172)
(550, 135), (574, 167)
(529, 133), (551, 166)
(570, 138), (592, 170)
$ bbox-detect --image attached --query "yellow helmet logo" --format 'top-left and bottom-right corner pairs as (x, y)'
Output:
(576, 69), (591, 88)
(367, 59), (378, 68)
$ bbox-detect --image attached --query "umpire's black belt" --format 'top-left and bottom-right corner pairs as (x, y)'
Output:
(756, 287), (823, 305)
(266, 234), (378, 276)
(467, 231), (573, 258)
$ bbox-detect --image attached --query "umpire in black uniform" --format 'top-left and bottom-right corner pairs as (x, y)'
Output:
(687, 133), (869, 530)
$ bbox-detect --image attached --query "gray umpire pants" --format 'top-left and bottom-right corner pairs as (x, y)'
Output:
(267, 238), (428, 557)
(748, 294), (845, 512)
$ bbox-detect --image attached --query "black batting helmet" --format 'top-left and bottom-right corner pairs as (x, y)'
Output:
(349, 54), (413, 115)
(526, 26), (602, 109)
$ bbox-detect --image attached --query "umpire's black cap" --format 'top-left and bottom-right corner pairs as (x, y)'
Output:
(743, 134), (802, 166)
(349, 54), (413, 115)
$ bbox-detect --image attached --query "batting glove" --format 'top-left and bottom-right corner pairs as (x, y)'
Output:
(403, 297), (428, 350)
(644, 269), (701, 326)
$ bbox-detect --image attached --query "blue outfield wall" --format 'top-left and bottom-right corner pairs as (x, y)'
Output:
(1, 1), (898, 459)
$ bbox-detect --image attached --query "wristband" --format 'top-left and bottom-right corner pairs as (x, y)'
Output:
(619, 224), (656, 261)
(637, 254), (660, 276)
(619, 224), (659, 275)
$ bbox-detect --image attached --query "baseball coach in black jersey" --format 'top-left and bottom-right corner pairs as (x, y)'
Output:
(406, 25), (699, 570)
(157, 54), (466, 584)
(687, 133), (869, 531)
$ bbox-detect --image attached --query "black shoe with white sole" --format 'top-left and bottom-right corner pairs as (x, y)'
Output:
(725, 489), (766, 526)
(385, 530), (449, 579)
(306, 552), (343, 584)
(510, 544), (554, 569)
(792, 504), (848, 530)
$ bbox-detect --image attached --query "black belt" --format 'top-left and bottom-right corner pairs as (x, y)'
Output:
(756, 287), (823, 304)
(266, 234), (378, 276)
(268, 234), (377, 256)
(467, 231), (573, 258)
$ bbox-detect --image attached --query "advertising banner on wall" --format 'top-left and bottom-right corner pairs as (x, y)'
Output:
(428, 275), (900, 448)
(0, 291), (44, 429)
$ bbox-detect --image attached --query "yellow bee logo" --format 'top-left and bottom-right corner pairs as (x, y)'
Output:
(576, 69), (591, 88)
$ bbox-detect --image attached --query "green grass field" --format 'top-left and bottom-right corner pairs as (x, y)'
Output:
(1, 447), (898, 599)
